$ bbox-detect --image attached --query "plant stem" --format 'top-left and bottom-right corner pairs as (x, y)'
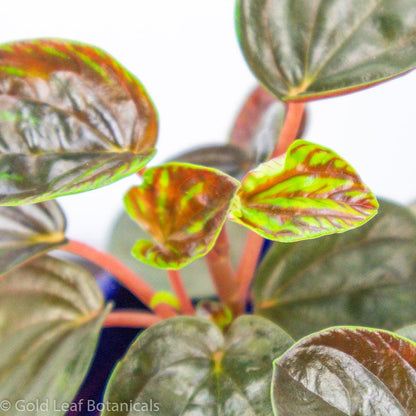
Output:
(205, 227), (241, 314)
(61, 240), (177, 319)
(271, 102), (305, 158)
(235, 101), (305, 312)
(103, 310), (162, 328)
(235, 231), (264, 308)
(167, 270), (195, 315)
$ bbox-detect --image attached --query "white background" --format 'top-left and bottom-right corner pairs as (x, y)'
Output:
(3, 0), (416, 249)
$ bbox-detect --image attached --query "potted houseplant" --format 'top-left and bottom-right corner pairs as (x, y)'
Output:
(0, 1), (416, 415)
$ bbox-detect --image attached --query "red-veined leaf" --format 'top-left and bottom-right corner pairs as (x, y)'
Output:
(229, 140), (378, 241)
(124, 163), (240, 269)
(0, 39), (157, 205)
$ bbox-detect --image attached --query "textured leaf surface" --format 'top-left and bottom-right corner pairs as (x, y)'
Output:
(272, 327), (416, 416)
(0, 255), (108, 414)
(125, 163), (240, 269)
(0, 200), (67, 275)
(0, 39), (157, 205)
(237, 0), (416, 101)
(254, 200), (416, 338)
(103, 315), (293, 416)
(230, 140), (378, 242)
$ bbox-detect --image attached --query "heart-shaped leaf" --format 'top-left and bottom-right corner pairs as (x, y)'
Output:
(0, 39), (158, 205)
(0, 255), (109, 414)
(272, 327), (416, 415)
(0, 200), (67, 275)
(237, 0), (416, 101)
(229, 140), (378, 242)
(124, 163), (240, 269)
(253, 200), (416, 338)
(103, 315), (293, 416)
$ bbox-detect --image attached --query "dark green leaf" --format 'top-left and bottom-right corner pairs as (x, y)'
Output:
(0, 255), (109, 414)
(254, 200), (416, 338)
(230, 140), (378, 242)
(272, 327), (416, 416)
(124, 163), (240, 269)
(237, 0), (416, 101)
(0, 200), (67, 275)
(103, 315), (293, 416)
(0, 39), (158, 205)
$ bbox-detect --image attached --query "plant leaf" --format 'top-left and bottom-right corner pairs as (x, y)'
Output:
(272, 327), (416, 416)
(0, 255), (109, 414)
(0, 200), (67, 275)
(237, 0), (416, 101)
(170, 144), (253, 179)
(396, 324), (416, 344)
(124, 163), (240, 269)
(102, 315), (293, 416)
(229, 140), (378, 242)
(0, 39), (158, 205)
(253, 199), (416, 338)
(229, 85), (287, 170)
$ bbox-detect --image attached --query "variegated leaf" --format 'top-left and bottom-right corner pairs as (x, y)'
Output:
(0, 200), (67, 275)
(229, 140), (378, 241)
(0, 39), (157, 205)
(125, 163), (240, 269)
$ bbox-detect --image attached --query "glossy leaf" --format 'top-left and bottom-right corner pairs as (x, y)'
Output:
(229, 140), (378, 242)
(237, 0), (416, 101)
(254, 200), (416, 338)
(0, 200), (67, 275)
(103, 315), (294, 416)
(125, 163), (240, 269)
(0, 39), (157, 205)
(272, 327), (416, 416)
(170, 144), (252, 179)
(0, 255), (109, 414)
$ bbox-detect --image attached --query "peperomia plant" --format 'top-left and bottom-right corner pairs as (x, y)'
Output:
(0, 1), (416, 415)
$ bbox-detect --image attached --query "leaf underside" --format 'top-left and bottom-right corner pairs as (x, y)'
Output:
(102, 315), (294, 416)
(272, 327), (416, 416)
(230, 140), (378, 242)
(0, 39), (158, 205)
(0, 255), (109, 415)
(0, 200), (67, 275)
(125, 163), (240, 269)
(253, 199), (416, 338)
(237, 0), (416, 101)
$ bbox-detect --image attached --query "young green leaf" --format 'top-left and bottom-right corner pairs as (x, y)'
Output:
(124, 163), (240, 269)
(272, 327), (416, 416)
(237, 0), (416, 101)
(0, 200), (67, 275)
(229, 140), (378, 242)
(0, 255), (109, 415)
(103, 315), (293, 416)
(396, 324), (416, 344)
(0, 39), (158, 205)
(254, 200), (416, 338)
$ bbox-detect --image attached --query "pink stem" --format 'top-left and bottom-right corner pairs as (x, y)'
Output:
(103, 310), (162, 328)
(61, 240), (177, 319)
(167, 270), (195, 315)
